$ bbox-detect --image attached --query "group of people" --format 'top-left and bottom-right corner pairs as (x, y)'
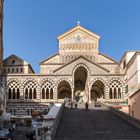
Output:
(66, 100), (78, 109)
(65, 98), (90, 110)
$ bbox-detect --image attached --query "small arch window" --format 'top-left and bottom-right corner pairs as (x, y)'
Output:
(11, 60), (15, 65)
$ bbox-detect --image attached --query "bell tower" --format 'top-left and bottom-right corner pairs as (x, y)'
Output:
(0, 0), (3, 74)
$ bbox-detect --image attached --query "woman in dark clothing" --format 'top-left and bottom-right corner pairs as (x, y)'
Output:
(85, 102), (89, 111)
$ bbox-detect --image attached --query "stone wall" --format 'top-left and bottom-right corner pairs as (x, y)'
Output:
(129, 89), (140, 120)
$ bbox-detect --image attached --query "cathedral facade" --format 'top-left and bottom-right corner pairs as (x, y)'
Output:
(1, 24), (140, 115)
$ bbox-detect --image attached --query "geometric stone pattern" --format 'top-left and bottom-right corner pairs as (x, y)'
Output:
(2, 25), (127, 114)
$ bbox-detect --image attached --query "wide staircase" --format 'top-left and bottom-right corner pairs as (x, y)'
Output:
(54, 103), (140, 140)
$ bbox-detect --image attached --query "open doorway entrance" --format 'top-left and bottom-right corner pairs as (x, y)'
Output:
(74, 66), (88, 102)
(57, 80), (72, 99)
(90, 80), (105, 102)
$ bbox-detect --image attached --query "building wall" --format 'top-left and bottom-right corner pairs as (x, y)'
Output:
(126, 54), (139, 92)
(129, 90), (140, 120)
(137, 55), (140, 87)
(40, 64), (62, 74)
(4, 74), (125, 102)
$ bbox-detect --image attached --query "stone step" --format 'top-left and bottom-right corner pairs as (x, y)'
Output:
(54, 104), (140, 140)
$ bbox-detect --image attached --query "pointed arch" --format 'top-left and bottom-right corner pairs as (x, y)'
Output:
(23, 79), (38, 99)
(108, 78), (124, 99)
(72, 63), (90, 76)
(90, 79), (105, 101)
(57, 80), (72, 99)
(7, 78), (21, 100)
(40, 78), (54, 99)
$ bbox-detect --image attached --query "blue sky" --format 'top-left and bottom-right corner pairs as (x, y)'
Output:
(4, 0), (140, 73)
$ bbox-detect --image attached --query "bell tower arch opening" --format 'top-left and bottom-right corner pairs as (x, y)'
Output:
(90, 80), (105, 101)
(74, 66), (88, 102)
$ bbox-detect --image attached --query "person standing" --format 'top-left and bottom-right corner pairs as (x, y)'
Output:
(85, 102), (89, 111)
(70, 101), (73, 109)
(74, 102), (78, 109)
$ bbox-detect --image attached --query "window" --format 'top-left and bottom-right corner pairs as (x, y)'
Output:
(123, 60), (126, 69)
(20, 68), (23, 73)
(11, 60), (15, 65)
(16, 68), (18, 73)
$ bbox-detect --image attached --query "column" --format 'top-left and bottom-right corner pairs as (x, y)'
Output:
(71, 86), (74, 101)
(122, 86), (126, 99)
(104, 85), (109, 100)
(112, 88), (114, 99)
(20, 79), (24, 100)
(49, 89), (50, 100)
(37, 79), (41, 102)
(88, 86), (91, 103)
(53, 86), (57, 102)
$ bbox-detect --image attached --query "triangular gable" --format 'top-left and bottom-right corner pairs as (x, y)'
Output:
(4, 54), (35, 73)
(58, 25), (100, 41)
(4, 54), (25, 66)
(58, 25), (100, 54)
(4, 54), (23, 62)
(53, 56), (109, 75)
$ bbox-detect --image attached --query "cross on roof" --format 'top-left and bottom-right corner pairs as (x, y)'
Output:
(77, 21), (80, 26)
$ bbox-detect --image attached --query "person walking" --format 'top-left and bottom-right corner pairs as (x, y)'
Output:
(74, 102), (78, 109)
(85, 102), (89, 111)
(70, 101), (73, 109)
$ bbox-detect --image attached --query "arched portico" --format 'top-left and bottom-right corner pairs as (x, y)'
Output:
(74, 66), (88, 102)
(57, 80), (72, 99)
(90, 80), (105, 101)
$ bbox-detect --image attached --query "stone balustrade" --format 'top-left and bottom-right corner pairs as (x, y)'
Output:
(101, 102), (140, 129)
(44, 103), (65, 140)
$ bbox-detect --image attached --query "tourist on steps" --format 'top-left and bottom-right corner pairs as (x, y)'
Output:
(85, 102), (89, 111)
(74, 102), (78, 109)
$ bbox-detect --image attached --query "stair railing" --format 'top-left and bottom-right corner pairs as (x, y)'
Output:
(44, 103), (65, 140)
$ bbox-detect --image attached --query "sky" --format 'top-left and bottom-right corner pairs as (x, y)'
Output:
(3, 0), (140, 73)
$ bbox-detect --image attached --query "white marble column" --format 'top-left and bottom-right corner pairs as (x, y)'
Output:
(122, 86), (126, 98)
(53, 86), (57, 102)
(88, 86), (91, 103)
(20, 87), (24, 100)
(105, 85), (109, 100)
(37, 85), (41, 101)
(71, 86), (74, 101)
